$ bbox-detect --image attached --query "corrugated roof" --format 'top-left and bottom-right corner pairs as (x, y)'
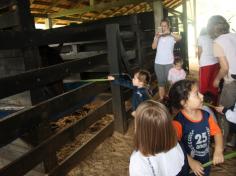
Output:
(30, 0), (183, 25)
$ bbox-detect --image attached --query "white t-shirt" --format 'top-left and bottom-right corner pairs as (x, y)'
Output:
(198, 35), (218, 67)
(129, 143), (185, 176)
(168, 67), (186, 84)
(214, 33), (236, 76)
(155, 35), (176, 65)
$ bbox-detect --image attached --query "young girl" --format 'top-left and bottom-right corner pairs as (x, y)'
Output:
(168, 58), (186, 85)
(107, 69), (151, 116)
(129, 100), (189, 176)
(169, 79), (224, 176)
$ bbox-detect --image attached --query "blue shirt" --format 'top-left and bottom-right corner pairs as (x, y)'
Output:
(174, 110), (211, 175)
(112, 77), (150, 111)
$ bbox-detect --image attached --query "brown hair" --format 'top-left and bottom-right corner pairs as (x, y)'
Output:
(207, 15), (229, 39)
(136, 69), (151, 86)
(174, 58), (183, 65)
(160, 18), (170, 27)
(134, 100), (177, 156)
(169, 79), (197, 110)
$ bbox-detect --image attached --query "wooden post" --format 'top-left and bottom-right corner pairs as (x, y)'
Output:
(15, 0), (58, 171)
(153, 0), (163, 33)
(132, 16), (143, 67)
(106, 24), (128, 133)
(45, 18), (53, 29)
(182, 0), (189, 72)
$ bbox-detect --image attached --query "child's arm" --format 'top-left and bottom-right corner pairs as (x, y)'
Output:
(187, 155), (204, 176)
(215, 103), (236, 124)
(107, 75), (134, 89)
(213, 134), (224, 165)
(208, 115), (224, 165)
(152, 32), (161, 49)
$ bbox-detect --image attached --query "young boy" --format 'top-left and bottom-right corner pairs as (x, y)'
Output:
(108, 70), (151, 117)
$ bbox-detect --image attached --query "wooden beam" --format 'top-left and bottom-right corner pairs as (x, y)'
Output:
(182, 0), (189, 71)
(49, 0), (153, 18)
(0, 27), (106, 49)
(15, 0), (35, 30)
(49, 120), (113, 176)
(169, 0), (182, 9)
(0, 82), (109, 147)
(0, 53), (107, 99)
(0, 99), (112, 176)
(89, 0), (95, 6)
(32, 13), (83, 22)
(106, 24), (128, 133)
(0, 10), (18, 29)
(31, 0), (70, 9)
(0, 0), (14, 9)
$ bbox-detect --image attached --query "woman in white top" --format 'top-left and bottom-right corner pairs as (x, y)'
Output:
(152, 19), (181, 101)
(129, 100), (189, 176)
(207, 15), (236, 147)
(197, 28), (219, 104)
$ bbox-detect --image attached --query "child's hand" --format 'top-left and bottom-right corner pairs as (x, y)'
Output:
(215, 105), (224, 114)
(188, 157), (204, 176)
(213, 150), (224, 165)
(107, 75), (115, 81)
(131, 111), (136, 117)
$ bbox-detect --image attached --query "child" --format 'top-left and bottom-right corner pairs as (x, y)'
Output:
(129, 100), (189, 176)
(169, 79), (224, 176)
(107, 70), (151, 116)
(168, 58), (186, 85)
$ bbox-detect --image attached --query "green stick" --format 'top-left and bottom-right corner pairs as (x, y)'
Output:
(190, 151), (236, 174)
(203, 102), (217, 109)
(78, 79), (110, 82)
(203, 151), (236, 168)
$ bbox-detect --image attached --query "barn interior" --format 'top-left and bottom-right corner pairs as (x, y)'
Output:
(0, 0), (235, 176)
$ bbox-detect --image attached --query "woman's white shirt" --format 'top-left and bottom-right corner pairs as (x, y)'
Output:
(129, 143), (185, 176)
(155, 35), (176, 65)
(198, 35), (218, 67)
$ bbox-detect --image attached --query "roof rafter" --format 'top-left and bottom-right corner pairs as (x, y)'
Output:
(48, 0), (154, 19)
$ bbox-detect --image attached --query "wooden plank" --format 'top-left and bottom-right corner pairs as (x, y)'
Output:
(132, 24), (143, 67)
(0, 11), (18, 29)
(120, 31), (135, 40)
(0, 27), (106, 49)
(106, 24), (127, 133)
(49, 0), (153, 18)
(32, 0), (70, 9)
(48, 119), (114, 176)
(0, 53), (107, 99)
(0, 99), (112, 176)
(0, 0), (14, 9)
(15, 0), (35, 30)
(0, 12), (141, 49)
(0, 82), (109, 147)
(119, 39), (131, 73)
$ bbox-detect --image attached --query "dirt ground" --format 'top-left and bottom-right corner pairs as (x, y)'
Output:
(67, 118), (236, 176)
(67, 120), (134, 176)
